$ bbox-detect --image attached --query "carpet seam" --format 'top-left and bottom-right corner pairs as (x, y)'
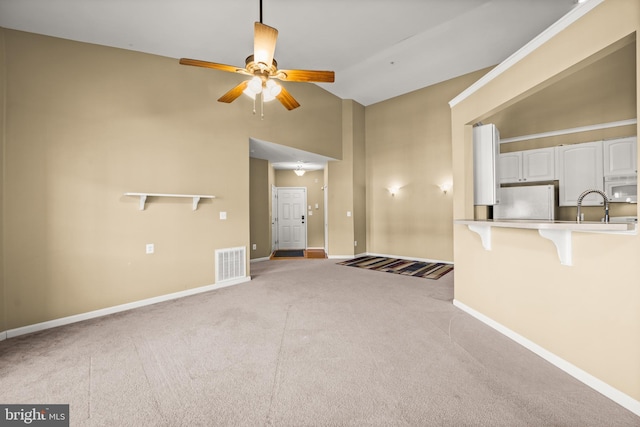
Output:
(133, 341), (167, 424)
(89, 356), (93, 420)
(265, 304), (292, 425)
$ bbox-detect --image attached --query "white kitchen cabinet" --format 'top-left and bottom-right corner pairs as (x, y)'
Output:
(524, 147), (556, 182)
(556, 141), (604, 206)
(603, 136), (637, 177)
(499, 147), (555, 184)
(498, 152), (521, 183)
(473, 124), (500, 205)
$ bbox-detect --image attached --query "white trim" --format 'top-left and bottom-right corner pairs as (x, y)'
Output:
(453, 299), (640, 417)
(0, 330), (6, 342)
(5, 277), (250, 339)
(500, 119), (638, 144)
(328, 255), (354, 260)
(250, 256), (271, 263)
(449, 0), (604, 108)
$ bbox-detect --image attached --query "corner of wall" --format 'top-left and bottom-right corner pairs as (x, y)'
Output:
(327, 100), (360, 256)
(0, 27), (7, 335)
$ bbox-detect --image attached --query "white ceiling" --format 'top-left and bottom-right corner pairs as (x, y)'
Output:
(250, 138), (334, 171)
(0, 0), (581, 167)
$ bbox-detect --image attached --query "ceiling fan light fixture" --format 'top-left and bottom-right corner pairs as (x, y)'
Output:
(248, 76), (263, 94)
(294, 167), (306, 176)
(178, 0), (333, 114)
(262, 89), (276, 102)
(242, 87), (257, 100)
(266, 79), (282, 96)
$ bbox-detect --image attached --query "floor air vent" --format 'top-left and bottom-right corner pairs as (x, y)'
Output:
(215, 246), (246, 283)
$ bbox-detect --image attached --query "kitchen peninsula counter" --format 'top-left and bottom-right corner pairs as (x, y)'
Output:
(455, 219), (636, 232)
(455, 219), (637, 265)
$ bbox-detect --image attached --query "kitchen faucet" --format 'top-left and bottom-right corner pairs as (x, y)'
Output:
(576, 189), (609, 223)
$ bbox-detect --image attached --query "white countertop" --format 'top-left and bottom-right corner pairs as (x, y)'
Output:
(454, 219), (636, 232)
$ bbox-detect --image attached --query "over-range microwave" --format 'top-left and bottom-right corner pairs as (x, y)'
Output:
(604, 175), (637, 203)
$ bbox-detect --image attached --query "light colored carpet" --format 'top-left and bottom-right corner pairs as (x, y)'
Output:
(0, 259), (638, 426)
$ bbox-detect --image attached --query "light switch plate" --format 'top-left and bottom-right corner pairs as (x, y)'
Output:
(220, 211), (227, 220)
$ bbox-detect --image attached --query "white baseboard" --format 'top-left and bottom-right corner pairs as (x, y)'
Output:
(328, 255), (354, 259)
(453, 299), (640, 417)
(0, 330), (6, 342)
(5, 276), (251, 340)
(250, 256), (271, 263)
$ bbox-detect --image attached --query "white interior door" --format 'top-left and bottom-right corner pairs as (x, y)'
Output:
(271, 185), (278, 252)
(277, 187), (307, 250)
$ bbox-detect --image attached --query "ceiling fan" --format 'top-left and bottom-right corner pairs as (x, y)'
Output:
(179, 0), (334, 113)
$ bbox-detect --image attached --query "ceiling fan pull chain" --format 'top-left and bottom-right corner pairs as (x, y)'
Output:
(261, 94), (265, 119)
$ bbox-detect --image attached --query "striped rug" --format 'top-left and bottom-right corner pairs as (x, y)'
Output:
(338, 256), (453, 280)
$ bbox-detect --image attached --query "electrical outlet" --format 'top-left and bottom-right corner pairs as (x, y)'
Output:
(220, 211), (227, 220)
(354, 241), (358, 247)
(252, 244), (257, 250)
(146, 243), (154, 254)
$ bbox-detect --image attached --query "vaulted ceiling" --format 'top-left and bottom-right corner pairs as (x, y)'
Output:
(0, 0), (578, 107)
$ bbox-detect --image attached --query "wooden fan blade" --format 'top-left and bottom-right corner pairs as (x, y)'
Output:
(275, 86), (301, 110)
(275, 69), (335, 83)
(254, 22), (278, 67)
(179, 58), (247, 74)
(218, 80), (250, 103)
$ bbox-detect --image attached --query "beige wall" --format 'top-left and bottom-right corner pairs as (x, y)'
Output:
(365, 68), (490, 262)
(327, 100), (365, 257)
(452, 0), (640, 403)
(275, 169), (325, 248)
(0, 28), (5, 333)
(249, 158), (271, 259)
(2, 28), (343, 330)
(352, 102), (367, 256)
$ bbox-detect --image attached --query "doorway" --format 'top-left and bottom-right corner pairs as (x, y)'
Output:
(274, 187), (307, 250)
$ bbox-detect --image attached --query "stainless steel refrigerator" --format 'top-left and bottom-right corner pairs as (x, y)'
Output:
(493, 184), (557, 220)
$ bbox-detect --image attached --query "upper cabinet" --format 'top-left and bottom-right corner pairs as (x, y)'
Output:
(473, 124), (500, 206)
(499, 147), (555, 184)
(556, 141), (604, 206)
(603, 136), (637, 177)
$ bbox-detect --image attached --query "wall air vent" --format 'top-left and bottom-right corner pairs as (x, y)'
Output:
(215, 247), (246, 283)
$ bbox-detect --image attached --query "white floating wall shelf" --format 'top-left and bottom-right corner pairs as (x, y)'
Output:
(124, 193), (216, 211)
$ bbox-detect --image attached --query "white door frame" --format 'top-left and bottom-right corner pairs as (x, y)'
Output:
(271, 184), (278, 252)
(323, 184), (328, 254)
(274, 187), (307, 250)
